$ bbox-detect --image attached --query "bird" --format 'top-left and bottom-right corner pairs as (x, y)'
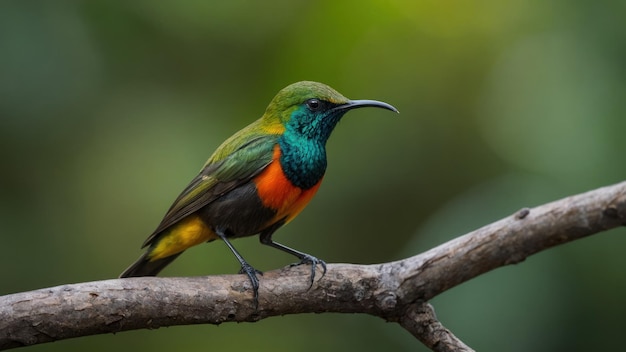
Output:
(119, 81), (398, 304)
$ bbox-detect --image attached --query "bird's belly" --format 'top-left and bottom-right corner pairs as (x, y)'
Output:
(196, 166), (320, 240)
(197, 182), (277, 237)
(151, 182), (277, 261)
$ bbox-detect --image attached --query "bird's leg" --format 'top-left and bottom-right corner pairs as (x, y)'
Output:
(215, 228), (261, 308)
(259, 229), (326, 289)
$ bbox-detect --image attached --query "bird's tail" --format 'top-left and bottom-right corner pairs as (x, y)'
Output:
(119, 251), (183, 278)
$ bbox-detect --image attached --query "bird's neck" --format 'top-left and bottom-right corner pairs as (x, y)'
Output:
(273, 106), (346, 190)
(278, 134), (327, 190)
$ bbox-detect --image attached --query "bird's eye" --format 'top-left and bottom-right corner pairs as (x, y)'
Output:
(306, 98), (321, 111)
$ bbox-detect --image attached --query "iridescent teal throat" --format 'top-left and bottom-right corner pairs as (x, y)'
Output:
(278, 107), (346, 189)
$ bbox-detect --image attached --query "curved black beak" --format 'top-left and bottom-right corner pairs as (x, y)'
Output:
(334, 99), (399, 114)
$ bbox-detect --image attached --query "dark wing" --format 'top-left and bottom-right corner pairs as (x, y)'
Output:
(141, 134), (278, 248)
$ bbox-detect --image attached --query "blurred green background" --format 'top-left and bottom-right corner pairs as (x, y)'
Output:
(1, 0), (625, 351)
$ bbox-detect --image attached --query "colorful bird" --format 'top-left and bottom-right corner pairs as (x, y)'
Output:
(120, 81), (398, 304)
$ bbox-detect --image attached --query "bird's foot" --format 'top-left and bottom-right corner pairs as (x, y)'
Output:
(238, 264), (263, 277)
(238, 263), (262, 309)
(290, 254), (327, 289)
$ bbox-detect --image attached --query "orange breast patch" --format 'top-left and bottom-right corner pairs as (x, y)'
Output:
(254, 145), (322, 224)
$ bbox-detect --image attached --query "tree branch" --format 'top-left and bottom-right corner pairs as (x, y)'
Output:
(399, 302), (475, 352)
(1, 181), (625, 351)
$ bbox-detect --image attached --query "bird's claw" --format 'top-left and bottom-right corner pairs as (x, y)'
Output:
(239, 263), (262, 309)
(238, 264), (263, 277)
(290, 254), (327, 289)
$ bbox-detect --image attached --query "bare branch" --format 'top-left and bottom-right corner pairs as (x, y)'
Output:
(399, 303), (475, 352)
(1, 181), (625, 351)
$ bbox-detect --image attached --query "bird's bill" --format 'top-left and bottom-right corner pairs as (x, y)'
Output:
(334, 99), (399, 114)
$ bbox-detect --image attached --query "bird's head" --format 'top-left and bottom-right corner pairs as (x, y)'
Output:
(263, 81), (398, 144)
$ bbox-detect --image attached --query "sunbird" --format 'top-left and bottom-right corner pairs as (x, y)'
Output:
(120, 81), (398, 302)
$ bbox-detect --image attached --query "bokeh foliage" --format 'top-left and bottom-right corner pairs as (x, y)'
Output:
(1, 0), (625, 351)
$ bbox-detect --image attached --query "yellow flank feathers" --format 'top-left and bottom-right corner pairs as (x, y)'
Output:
(148, 214), (217, 260)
